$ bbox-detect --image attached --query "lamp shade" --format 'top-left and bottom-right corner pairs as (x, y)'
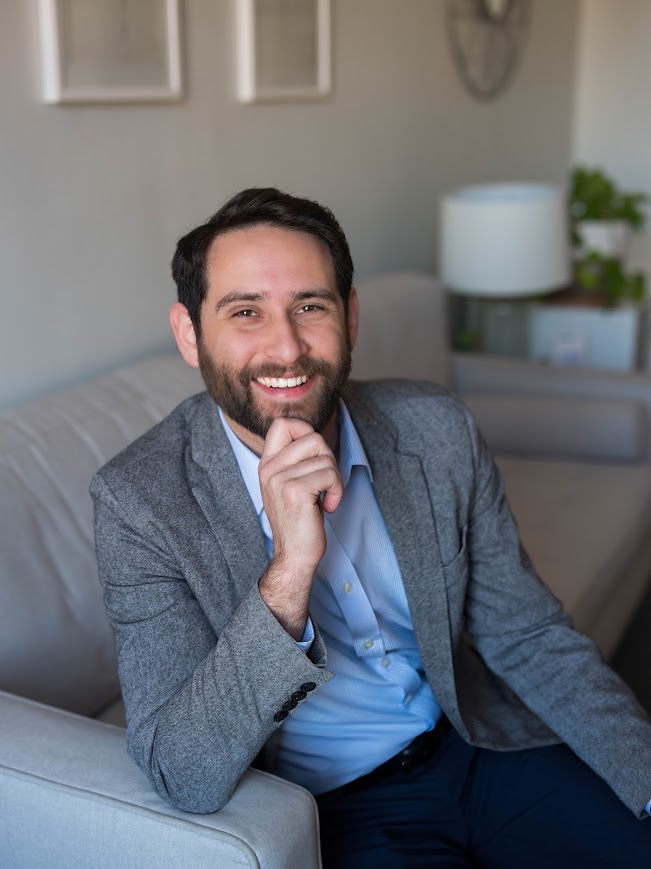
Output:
(440, 183), (570, 297)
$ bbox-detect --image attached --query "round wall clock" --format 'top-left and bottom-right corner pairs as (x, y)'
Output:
(446, 0), (531, 101)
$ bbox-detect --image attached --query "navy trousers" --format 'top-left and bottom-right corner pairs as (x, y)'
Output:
(316, 727), (651, 867)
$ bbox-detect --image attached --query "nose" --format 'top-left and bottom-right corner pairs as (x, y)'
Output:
(263, 313), (308, 365)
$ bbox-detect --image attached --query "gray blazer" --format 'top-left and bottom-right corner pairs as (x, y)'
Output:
(91, 379), (651, 817)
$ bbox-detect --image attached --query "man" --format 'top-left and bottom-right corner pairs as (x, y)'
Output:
(91, 187), (651, 867)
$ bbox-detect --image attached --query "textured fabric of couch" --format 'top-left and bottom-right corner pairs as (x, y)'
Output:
(1, 691), (320, 869)
(0, 355), (321, 868)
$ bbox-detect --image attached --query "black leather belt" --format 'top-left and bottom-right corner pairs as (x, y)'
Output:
(337, 717), (450, 795)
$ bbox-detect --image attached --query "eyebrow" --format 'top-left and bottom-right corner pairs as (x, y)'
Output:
(214, 288), (338, 313)
(214, 291), (266, 313)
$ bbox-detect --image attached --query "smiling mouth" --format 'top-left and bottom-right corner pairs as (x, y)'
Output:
(255, 374), (309, 389)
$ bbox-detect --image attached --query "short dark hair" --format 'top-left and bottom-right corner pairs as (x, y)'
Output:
(171, 187), (354, 338)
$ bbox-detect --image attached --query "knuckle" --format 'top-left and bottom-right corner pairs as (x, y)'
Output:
(284, 478), (304, 502)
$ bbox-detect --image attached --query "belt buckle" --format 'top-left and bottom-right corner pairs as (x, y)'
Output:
(399, 731), (436, 769)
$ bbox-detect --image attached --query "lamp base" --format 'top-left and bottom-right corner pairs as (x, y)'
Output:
(451, 297), (530, 357)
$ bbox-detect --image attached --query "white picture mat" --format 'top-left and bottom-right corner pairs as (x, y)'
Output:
(37, 0), (182, 103)
(236, 0), (331, 102)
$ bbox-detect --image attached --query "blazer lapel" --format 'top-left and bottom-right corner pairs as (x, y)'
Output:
(186, 393), (269, 597)
(346, 384), (462, 726)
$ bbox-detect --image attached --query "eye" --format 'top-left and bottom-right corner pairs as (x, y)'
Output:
(297, 303), (324, 314)
(233, 308), (257, 318)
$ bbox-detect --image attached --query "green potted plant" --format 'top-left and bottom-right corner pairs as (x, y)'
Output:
(570, 165), (647, 225)
(574, 251), (646, 309)
(529, 165), (648, 369)
(568, 166), (647, 308)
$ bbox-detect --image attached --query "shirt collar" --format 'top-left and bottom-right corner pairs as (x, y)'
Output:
(218, 400), (373, 519)
(336, 400), (373, 486)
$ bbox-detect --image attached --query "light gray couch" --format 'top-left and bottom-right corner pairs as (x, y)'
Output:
(0, 356), (321, 868)
(2, 271), (651, 866)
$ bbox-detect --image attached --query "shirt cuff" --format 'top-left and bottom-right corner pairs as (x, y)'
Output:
(645, 798), (651, 816)
(295, 617), (315, 653)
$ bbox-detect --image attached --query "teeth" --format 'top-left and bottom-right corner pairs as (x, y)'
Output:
(256, 374), (308, 389)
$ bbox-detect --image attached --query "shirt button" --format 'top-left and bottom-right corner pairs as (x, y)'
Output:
(363, 639), (374, 650)
(380, 658), (390, 668)
(406, 693), (414, 703)
(343, 582), (353, 594)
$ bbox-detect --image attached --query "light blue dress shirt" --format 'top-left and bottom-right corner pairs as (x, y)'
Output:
(220, 403), (441, 794)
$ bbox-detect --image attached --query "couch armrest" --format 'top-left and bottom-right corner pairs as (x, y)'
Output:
(451, 353), (651, 460)
(0, 691), (321, 869)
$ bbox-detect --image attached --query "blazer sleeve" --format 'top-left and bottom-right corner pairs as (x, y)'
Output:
(459, 403), (651, 818)
(91, 475), (331, 814)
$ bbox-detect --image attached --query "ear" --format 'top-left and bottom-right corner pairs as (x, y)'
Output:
(347, 287), (360, 350)
(170, 302), (200, 368)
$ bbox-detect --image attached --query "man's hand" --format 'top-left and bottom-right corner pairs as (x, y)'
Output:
(258, 417), (343, 640)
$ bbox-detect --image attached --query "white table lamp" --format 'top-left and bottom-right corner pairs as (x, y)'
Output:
(440, 183), (570, 297)
(440, 183), (570, 355)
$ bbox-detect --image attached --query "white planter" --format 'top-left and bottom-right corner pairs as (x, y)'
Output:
(528, 303), (640, 371)
(576, 219), (631, 261)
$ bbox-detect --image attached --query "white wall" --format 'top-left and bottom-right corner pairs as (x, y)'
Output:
(573, 0), (651, 307)
(0, 0), (578, 408)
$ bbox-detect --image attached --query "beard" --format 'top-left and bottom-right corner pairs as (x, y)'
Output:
(197, 339), (352, 441)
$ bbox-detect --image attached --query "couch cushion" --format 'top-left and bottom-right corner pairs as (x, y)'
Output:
(497, 454), (651, 656)
(95, 697), (127, 729)
(352, 272), (450, 386)
(0, 354), (201, 715)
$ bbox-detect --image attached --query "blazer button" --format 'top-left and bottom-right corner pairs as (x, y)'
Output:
(273, 710), (289, 722)
(300, 682), (317, 692)
(282, 698), (298, 711)
(291, 690), (307, 702)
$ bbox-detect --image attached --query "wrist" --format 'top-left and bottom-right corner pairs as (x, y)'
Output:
(259, 556), (316, 641)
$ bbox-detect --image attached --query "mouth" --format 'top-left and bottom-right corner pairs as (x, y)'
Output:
(254, 374), (309, 389)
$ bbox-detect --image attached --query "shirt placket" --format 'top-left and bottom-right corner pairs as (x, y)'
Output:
(319, 519), (385, 660)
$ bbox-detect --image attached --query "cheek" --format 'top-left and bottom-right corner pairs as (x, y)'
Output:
(309, 321), (348, 351)
(205, 329), (257, 369)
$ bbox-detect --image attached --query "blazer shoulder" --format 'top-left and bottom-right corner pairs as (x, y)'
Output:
(345, 378), (483, 469)
(347, 377), (471, 427)
(90, 391), (207, 496)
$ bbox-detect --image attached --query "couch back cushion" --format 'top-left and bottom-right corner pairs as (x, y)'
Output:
(0, 354), (202, 716)
(352, 272), (450, 386)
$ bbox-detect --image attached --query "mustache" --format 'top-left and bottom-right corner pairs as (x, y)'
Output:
(239, 358), (334, 385)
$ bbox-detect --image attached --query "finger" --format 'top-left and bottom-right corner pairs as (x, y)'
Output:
(262, 417), (316, 458)
(269, 457), (342, 495)
(262, 427), (335, 471)
(322, 483), (343, 514)
(265, 456), (344, 514)
(262, 432), (334, 473)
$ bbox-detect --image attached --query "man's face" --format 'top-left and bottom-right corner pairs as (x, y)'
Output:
(193, 225), (358, 453)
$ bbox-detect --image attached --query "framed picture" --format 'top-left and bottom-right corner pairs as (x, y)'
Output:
(37, 0), (182, 104)
(236, 0), (331, 103)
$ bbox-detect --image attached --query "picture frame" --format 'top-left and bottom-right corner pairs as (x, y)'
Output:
(37, 0), (183, 104)
(236, 0), (331, 103)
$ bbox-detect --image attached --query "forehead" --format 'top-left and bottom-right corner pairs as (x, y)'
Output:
(205, 225), (336, 298)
